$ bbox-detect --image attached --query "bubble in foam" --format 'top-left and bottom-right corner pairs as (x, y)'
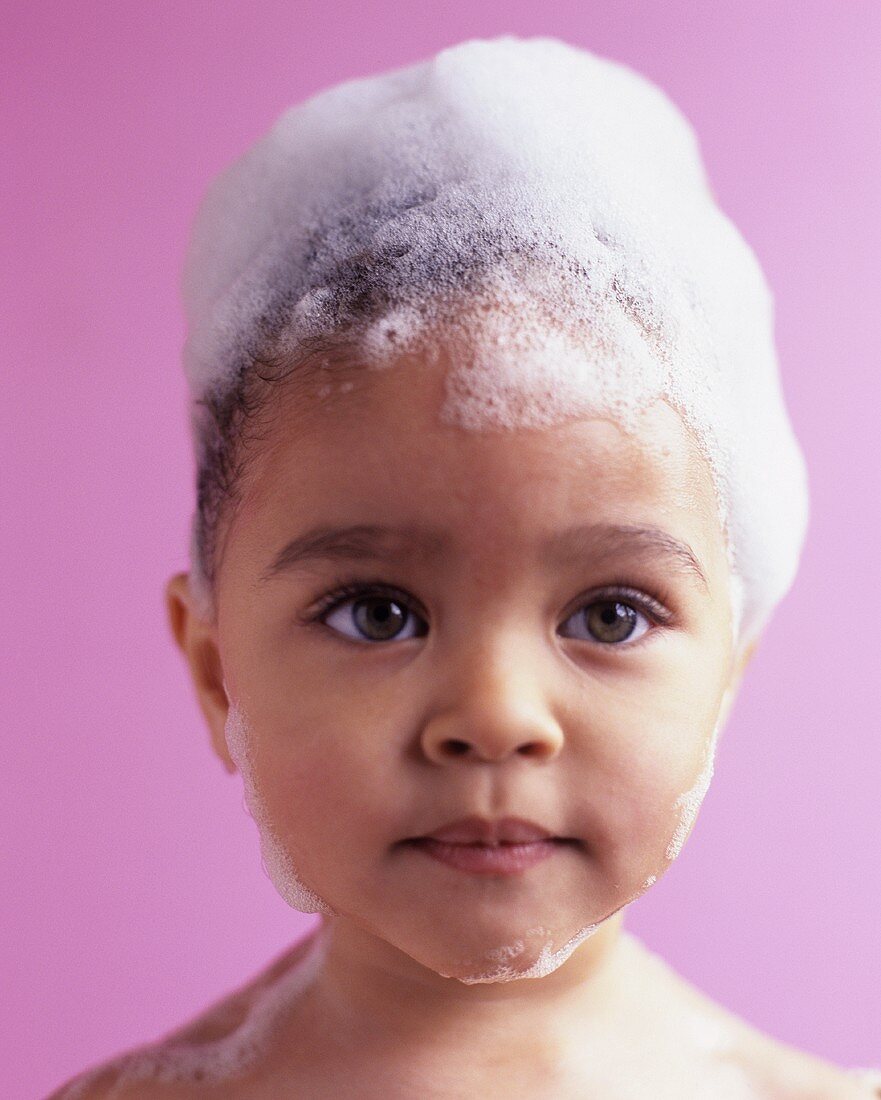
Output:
(359, 304), (425, 361)
(223, 695), (334, 916)
(181, 35), (809, 652)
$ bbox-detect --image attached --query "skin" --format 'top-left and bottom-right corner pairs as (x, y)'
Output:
(54, 338), (875, 1098)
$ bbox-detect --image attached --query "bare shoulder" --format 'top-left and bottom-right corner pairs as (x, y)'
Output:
(46, 930), (324, 1100)
(689, 984), (879, 1098)
(622, 933), (879, 1099)
(44, 1058), (184, 1100)
(45, 1045), (228, 1100)
(730, 1026), (881, 1099)
(691, 987), (879, 1098)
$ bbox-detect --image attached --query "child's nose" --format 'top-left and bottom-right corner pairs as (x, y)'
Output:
(418, 645), (565, 765)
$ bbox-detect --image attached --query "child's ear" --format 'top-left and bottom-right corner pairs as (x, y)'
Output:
(164, 572), (236, 775)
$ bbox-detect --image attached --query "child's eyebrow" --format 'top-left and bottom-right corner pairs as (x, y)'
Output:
(258, 523), (709, 590)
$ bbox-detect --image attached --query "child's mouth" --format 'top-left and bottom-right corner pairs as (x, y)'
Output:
(404, 837), (574, 875)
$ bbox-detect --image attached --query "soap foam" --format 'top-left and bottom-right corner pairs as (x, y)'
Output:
(181, 35), (809, 650)
(440, 921), (602, 985)
(222, 694), (625, 987)
(58, 926), (330, 1097)
(218, 690), (649, 988)
(665, 715), (722, 862)
(223, 693), (334, 916)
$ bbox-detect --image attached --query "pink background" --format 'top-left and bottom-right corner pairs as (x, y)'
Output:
(4, 2), (879, 1096)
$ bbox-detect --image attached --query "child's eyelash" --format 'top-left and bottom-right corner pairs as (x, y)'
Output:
(304, 575), (676, 628)
(307, 579), (422, 621)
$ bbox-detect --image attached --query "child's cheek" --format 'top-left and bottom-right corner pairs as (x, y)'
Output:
(663, 717), (721, 863)
(223, 701), (335, 916)
(586, 726), (719, 895)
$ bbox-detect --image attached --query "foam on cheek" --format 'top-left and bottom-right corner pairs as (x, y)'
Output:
(665, 715), (722, 862)
(222, 692), (334, 916)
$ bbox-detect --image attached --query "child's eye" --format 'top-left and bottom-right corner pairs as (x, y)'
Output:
(314, 584), (428, 643)
(559, 597), (653, 646)
(310, 581), (669, 647)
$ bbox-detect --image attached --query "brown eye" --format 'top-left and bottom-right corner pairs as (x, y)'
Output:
(324, 594), (423, 642)
(353, 597), (408, 640)
(588, 601), (638, 642)
(561, 599), (650, 646)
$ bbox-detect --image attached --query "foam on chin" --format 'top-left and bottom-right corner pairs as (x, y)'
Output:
(219, 694), (643, 988)
(439, 921), (603, 985)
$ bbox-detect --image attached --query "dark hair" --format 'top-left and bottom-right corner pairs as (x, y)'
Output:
(188, 331), (357, 621)
(185, 228), (654, 621)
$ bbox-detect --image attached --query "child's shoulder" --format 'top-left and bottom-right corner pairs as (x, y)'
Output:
(696, 988), (879, 1097)
(47, 931), (323, 1100)
(732, 1027), (881, 1098)
(45, 1061), (169, 1100)
(44, 1022), (249, 1100)
(624, 932), (879, 1098)
(692, 989), (879, 1097)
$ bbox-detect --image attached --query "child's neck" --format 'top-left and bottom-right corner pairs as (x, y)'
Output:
(306, 911), (630, 1059)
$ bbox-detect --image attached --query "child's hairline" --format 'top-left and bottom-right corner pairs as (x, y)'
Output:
(188, 323), (746, 662)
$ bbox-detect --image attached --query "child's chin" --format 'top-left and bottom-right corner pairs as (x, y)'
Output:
(407, 922), (598, 985)
(430, 947), (560, 985)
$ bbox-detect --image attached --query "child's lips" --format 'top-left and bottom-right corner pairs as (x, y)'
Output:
(405, 836), (571, 875)
(415, 814), (564, 845)
(400, 815), (578, 875)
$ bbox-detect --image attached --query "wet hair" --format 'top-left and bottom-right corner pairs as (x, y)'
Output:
(189, 344), (357, 620)
(186, 228), (692, 623)
(180, 37), (809, 647)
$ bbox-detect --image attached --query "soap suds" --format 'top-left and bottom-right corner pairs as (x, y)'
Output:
(182, 35), (809, 650)
(665, 716), (721, 861)
(223, 693), (334, 916)
(58, 926), (329, 1097)
(218, 689), (628, 988)
(441, 921), (602, 985)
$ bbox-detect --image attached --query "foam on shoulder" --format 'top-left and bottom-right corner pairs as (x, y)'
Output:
(56, 927), (329, 1096)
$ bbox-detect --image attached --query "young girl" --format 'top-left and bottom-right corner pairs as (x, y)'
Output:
(53, 36), (879, 1100)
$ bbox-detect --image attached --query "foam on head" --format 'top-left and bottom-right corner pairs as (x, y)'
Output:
(181, 35), (808, 649)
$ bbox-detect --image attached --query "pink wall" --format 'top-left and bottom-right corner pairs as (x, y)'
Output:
(5, 2), (879, 1096)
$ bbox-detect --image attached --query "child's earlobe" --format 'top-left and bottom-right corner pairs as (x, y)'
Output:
(164, 573), (235, 772)
(218, 677), (237, 775)
(164, 572), (191, 650)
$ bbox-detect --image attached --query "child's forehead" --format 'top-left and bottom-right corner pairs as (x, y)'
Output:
(244, 346), (720, 538)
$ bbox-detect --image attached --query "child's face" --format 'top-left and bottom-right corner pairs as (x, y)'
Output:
(200, 339), (741, 981)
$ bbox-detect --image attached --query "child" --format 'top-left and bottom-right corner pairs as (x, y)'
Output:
(53, 36), (879, 1099)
